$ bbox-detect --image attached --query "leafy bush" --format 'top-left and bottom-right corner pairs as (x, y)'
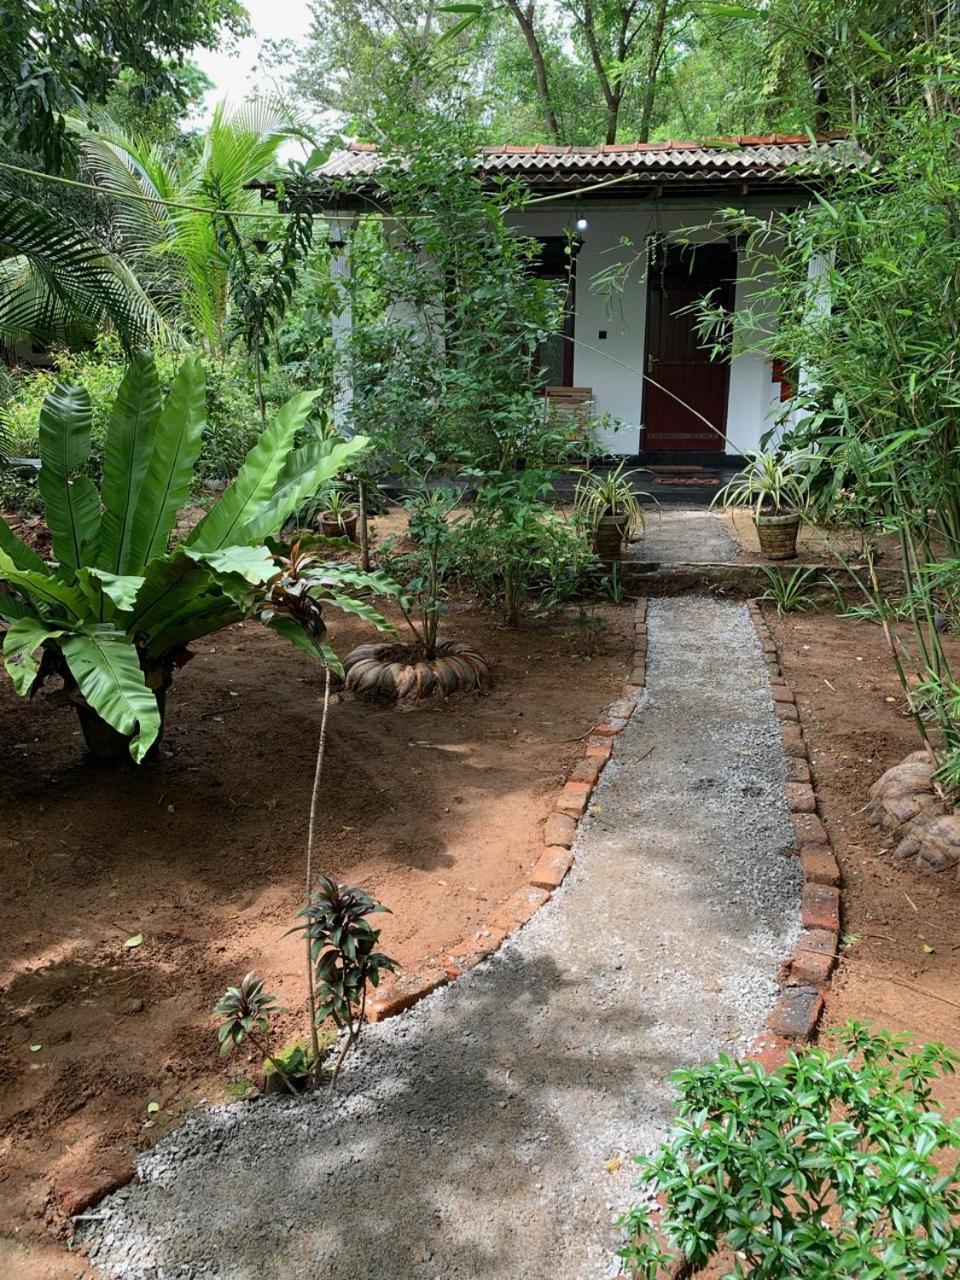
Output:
(0, 353), (398, 761)
(0, 338), (290, 513)
(455, 471), (596, 626)
(620, 1024), (960, 1280)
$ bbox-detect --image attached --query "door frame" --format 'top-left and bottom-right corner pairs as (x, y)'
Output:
(640, 236), (737, 452)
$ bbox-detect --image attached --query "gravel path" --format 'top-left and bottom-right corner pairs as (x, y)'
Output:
(85, 598), (800, 1280)
(630, 507), (739, 564)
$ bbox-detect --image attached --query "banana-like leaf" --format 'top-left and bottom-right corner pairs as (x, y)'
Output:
(324, 593), (396, 634)
(0, 587), (33, 622)
(0, 547), (86, 619)
(3, 616), (68, 695)
(264, 614), (345, 677)
(127, 356), (206, 569)
(145, 598), (245, 658)
(0, 514), (48, 573)
(254, 434), (370, 536)
(122, 548), (216, 640)
(61, 631), (162, 763)
(98, 353), (162, 575)
(37, 383), (101, 571)
(184, 544), (278, 585)
(187, 390), (322, 552)
(77, 568), (146, 620)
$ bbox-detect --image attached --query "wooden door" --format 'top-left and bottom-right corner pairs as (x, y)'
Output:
(642, 241), (736, 452)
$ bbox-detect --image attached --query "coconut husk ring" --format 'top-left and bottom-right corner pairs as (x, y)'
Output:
(343, 640), (492, 701)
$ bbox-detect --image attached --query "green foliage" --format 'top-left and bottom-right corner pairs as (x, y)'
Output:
(377, 484), (461, 655)
(713, 450), (813, 519)
(0, 190), (165, 352)
(295, 874), (399, 1084)
(620, 1024), (960, 1279)
(67, 101), (302, 353)
(759, 566), (820, 618)
(0, 354), (396, 761)
(0, 0), (248, 171)
(455, 471), (596, 626)
(0, 339), (287, 513)
(573, 460), (649, 536)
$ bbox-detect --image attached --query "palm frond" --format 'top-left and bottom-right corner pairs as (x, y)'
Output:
(0, 192), (167, 352)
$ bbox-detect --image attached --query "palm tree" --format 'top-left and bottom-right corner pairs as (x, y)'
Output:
(67, 100), (301, 354)
(0, 191), (166, 352)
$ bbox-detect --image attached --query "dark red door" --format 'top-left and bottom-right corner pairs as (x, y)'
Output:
(642, 241), (736, 452)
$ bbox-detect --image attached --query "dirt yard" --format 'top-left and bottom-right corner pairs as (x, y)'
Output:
(0, 575), (630, 1272)
(768, 606), (960, 1088)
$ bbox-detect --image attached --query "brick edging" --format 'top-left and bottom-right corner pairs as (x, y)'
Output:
(745, 598), (842, 1057)
(366, 599), (649, 1021)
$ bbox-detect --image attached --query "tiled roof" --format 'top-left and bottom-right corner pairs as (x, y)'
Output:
(314, 134), (860, 189)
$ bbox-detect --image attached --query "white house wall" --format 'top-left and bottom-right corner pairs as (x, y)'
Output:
(512, 200), (791, 457)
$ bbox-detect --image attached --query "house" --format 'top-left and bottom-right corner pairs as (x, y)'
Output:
(310, 134), (858, 464)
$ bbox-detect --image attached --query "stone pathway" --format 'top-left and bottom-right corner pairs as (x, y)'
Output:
(85, 599), (800, 1280)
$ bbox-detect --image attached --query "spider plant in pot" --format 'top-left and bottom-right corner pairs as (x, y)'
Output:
(317, 484), (358, 542)
(713, 449), (813, 559)
(574, 461), (647, 560)
(344, 484), (491, 699)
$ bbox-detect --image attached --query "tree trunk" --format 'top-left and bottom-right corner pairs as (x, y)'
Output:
(637, 0), (669, 142)
(504, 0), (563, 141)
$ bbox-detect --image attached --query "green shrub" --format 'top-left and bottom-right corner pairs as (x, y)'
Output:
(620, 1024), (960, 1280)
(0, 338), (291, 513)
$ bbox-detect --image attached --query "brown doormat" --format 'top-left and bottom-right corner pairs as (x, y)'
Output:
(652, 475), (721, 487)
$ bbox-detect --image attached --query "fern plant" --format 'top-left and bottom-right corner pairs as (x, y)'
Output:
(0, 353), (400, 761)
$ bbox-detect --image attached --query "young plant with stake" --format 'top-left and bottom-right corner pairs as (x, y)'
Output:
(214, 665), (398, 1090)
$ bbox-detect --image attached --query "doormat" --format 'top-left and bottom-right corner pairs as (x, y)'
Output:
(652, 475), (721, 487)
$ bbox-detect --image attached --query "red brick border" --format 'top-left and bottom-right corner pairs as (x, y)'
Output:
(366, 599), (649, 1021)
(744, 598), (841, 1058)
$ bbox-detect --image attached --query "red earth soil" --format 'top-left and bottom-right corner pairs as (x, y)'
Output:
(0, 586), (630, 1278)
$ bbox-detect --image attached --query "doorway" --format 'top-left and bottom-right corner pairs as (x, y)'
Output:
(642, 240), (736, 452)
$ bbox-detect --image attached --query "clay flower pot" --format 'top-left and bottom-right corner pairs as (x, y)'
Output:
(592, 513), (630, 561)
(318, 510), (359, 542)
(344, 640), (492, 700)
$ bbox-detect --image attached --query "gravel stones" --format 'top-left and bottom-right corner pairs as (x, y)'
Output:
(84, 598), (800, 1280)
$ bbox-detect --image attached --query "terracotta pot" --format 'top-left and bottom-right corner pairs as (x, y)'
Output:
(319, 511), (358, 542)
(74, 688), (167, 762)
(592, 513), (629, 561)
(755, 511), (801, 560)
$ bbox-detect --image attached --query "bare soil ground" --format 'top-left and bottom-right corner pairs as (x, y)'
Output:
(0, 526), (630, 1274)
(720, 508), (903, 567)
(768, 608), (960, 1071)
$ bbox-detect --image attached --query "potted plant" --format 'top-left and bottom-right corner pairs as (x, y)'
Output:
(0, 355), (401, 762)
(317, 485), (359, 542)
(344, 484), (491, 699)
(713, 449), (812, 559)
(574, 461), (648, 560)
